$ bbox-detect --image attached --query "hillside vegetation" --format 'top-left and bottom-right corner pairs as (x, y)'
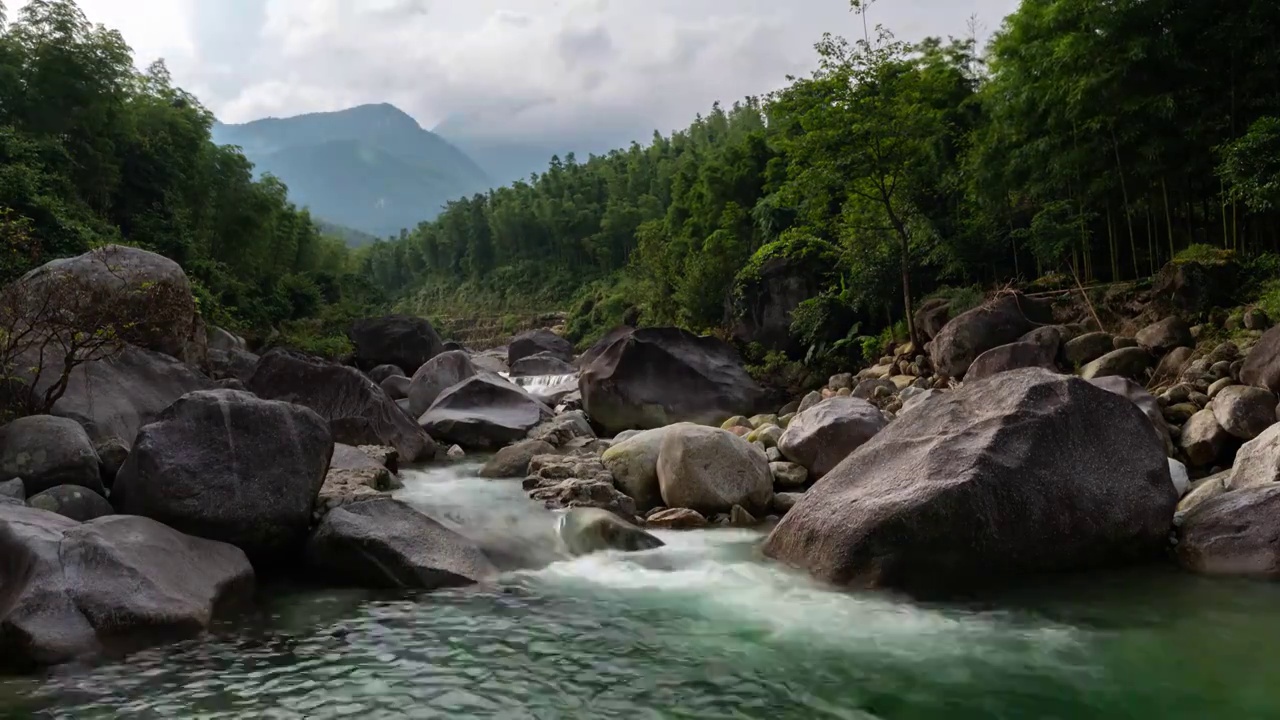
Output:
(360, 0), (1280, 373)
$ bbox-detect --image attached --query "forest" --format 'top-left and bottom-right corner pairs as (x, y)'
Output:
(361, 0), (1280, 370)
(0, 0), (376, 355)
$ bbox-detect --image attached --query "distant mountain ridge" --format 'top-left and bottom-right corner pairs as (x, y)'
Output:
(212, 103), (492, 239)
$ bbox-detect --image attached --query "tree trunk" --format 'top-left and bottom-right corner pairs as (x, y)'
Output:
(1111, 127), (1139, 279)
(1162, 177), (1175, 261)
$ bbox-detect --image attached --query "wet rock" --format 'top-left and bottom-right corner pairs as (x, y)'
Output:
(1180, 410), (1231, 467)
(481, 439), (557, 478)
(1080, 347), (1152, 381)
(1176, 485), (1280, 578)
(0, 506), (253, 669)
(249, 349), (436, 463)
(965, 340), (1059, 382)
(508, 329), (574, 366)
(306, 498), (496, 589)
(730, 505), (758, 527)
(1175, 472), (1230, 523)
(348, 315), (443, 374)
(930, 293), (1050, 379)
(1212, 386), (1277, 440)
(769, 461), (809, 489)
(527, 410), (595, 448)
(113, 389), (333, 564)
(556, 507), (664, 555)
(446, 444), (466, 460)
(580, 327), (765, 435)
(1136, 317), (1194, 353)
(1063, 332), (1116, 367)
(645, 507), (708, 530)
(600, 426), (682, 511)
(656, 425), (773, 516)
(408, 350), (479, 417)
(764, 368), (1177, 594)
(27, 485), (113, 522)
(525, 454), (637, 519)
(418, 374), (553, 450)
(777, 397), (888, 480)
(0, 416), (103, 496)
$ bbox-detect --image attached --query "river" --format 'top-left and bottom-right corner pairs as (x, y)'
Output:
(3, 460), (1280, 718)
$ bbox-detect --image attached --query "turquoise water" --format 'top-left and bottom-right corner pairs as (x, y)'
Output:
(4, 462), (1280, 719)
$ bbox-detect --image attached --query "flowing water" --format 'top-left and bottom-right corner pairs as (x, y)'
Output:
(5, 461), (1280, 718)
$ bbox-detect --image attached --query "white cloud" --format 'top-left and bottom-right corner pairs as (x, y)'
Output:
(11, 0), (1020, 144)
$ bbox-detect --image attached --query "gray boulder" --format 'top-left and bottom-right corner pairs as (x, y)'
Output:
(418, 374), (553, 450)
(1136, 317), (1194, 353)
(1080, 347), (1152, 381)
(580, 327), (765, 435)
(1087, 376), (1173, 454)
(368, 364), (406, 385)
(556, 507), (664, 556)
(0, 416), (103, 496)
(657, 425), (773, 516)
(379, 375), (412, 401)
(207, 326), (247, 352)
(965, 340), (1059, 382)
(1063, 332), (1116, 367)
(777, 397), (888, 480)
(480, 439), (557, 478)
(0, 506), (253, 669)
(408, 350), (479, 418)
(929, 293), (1050, 379)
(1181, 410), (1230, 467)
(0, 478), (23, 502)
(1153, 346), (1194, 382)
(27, 485), (113, 522)
(527, 410), (595, 448)
(306, 498), (497, 589)
(348, 315), (443, 374)
(1241, 325), (1280, 392)
(113, 389), (333, 564)
(248, 349), (437, 463)
(763, 368), (1177, 594)
(853, 379), (896, 400)
(204, 348), (259, 384)
(1176, 485), (1280, 578)
(1228, 424), (1280, 490)
(600, 426), (678, 511)
(508, 329), (574, 366)
(1212, 386), (1277, 440)
(769, 462), (808, 489)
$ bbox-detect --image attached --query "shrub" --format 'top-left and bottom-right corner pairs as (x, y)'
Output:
(1173, 244), (1235, 266)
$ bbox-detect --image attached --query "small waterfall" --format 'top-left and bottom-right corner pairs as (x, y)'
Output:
(501, 372), (579, 402)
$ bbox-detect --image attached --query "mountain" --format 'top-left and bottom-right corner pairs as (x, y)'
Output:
(315, 219), (380, 247)
(212, 104), (492, 238)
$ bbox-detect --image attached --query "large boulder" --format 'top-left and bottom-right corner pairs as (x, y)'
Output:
(27, 485), (113, 522)
(1063, 332), (1116, 367)
(913, 298), (951, 342)
(1212, 386), (1277, 441)
(1228, 424), (1280, 490)
(729, 238), (838, 351)
(1240, 325), (1280, 393)
(0, 506), (253, 669)
(379, 375), (412, 401)
(348, 315), (443, 374)
(777, 397), (888, 480)
(1176, 485), (1280, 578)
(600, 426), (677, 511)
(17, 245), (198, 360)
(1079, 347), (1152, 381)
(1152, 259), (1239, 315)
(1136, 317), (1193, 354)
(367, 364), (406, 385)
(248, 349), (436, 463)
(509, 352), (576, 377)
(207, 326), (247, 353)
(408, 350), (479, 418)
(656, 425), (773, 516)
(555, 507), (664, 556)
(929, 293), (1049, 379)
(508, 329), (574, 366)
(305, 498), (497, 589)
(1087, 376), (1172, 453)
(418, 374), (553, 450)
(575, 326), (636, 369)
(1180, 410), (1231, 467)
(0, 416), (103, 496)
(965, 340), (1059, 382)
(580, 327), (765, 435)
(204, 348), (259, 384)
(112, 389), (333, 564)
(29, 345), (215, 452)
(763, 369), (1177, 594)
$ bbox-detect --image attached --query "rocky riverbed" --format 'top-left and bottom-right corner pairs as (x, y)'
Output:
(3, 244), (1280, 690)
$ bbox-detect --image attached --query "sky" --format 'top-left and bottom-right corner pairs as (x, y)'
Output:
(13, 0), (1020, 142)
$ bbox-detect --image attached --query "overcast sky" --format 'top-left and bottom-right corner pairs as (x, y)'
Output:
(14, 0), (1019, 140)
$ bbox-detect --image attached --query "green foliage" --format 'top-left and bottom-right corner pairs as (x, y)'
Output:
(0, 0), (370, 345)
(1219, 117), (1280, 213)
(1173, 244), (1236, 266)
(926, 285), (984, 316)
